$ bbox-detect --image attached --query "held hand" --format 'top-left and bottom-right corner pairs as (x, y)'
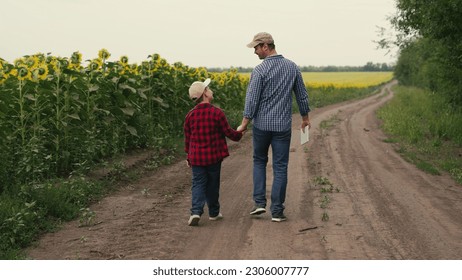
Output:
(186, 159), (191, 168)
(237, 118), (250, 133)
(237, 125), (247, 133)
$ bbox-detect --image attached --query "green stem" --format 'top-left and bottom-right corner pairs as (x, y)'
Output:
(55, 74), (61, 173)
(18, 80), (26, 147)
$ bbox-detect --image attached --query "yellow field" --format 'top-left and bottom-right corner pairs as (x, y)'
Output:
(239, 71), (393, 88)
(302, 72), (394, 88)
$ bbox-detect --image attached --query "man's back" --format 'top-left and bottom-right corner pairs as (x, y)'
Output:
(244, 55), (309, 132)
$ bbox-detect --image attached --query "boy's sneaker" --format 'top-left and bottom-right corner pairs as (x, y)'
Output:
(188, 214), (200, 226)
(209, 213), (223, 221)
(271, 214), (287, 222)
(250, 206), (266, 215)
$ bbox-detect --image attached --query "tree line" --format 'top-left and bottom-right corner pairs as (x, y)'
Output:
(383, 0), (462, 106)
(208, 62), (394, 73)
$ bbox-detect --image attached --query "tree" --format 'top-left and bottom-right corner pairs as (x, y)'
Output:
(389, 0), (462, 105)
(392, 0), (462, 65)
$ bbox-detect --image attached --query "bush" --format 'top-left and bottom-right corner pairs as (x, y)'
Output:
(0, 194), (42, 259)
(0, 177), (104, 259)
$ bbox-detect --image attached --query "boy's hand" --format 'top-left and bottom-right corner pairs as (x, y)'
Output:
(237, 125), (247, 132)
(237, 118), (250, 133)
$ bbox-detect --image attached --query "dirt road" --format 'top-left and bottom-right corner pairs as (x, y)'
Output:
(27, 82), (462, 260)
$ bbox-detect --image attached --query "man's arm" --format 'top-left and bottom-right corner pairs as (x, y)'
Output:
(237, 117), (251, 132)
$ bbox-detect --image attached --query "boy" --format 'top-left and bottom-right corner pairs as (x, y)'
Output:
(184, 78), (243, 226)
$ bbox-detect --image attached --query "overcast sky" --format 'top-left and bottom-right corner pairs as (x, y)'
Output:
(2, 0), (397, 68)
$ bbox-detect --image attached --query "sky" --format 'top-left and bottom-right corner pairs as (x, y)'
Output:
(2, 0), (397, 68)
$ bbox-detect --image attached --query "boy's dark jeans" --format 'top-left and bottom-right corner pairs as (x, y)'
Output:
(191, 161), (222, 217)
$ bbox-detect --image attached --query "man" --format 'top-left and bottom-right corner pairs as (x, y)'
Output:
(237, 32), (311, 222)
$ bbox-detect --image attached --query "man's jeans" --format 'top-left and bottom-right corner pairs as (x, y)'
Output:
(252, 127), (291, 215)
(191, 161), (222, 217)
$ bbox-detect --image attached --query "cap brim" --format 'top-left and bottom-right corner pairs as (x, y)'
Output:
(246, 41), (259, 48)
(203, 78), (211, 87)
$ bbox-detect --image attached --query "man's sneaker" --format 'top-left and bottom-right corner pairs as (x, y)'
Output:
(271, 214), (287, 222)
(250, 206), (266, 215)
(188, 214), (200, 226)
(209, 213), (223, 221)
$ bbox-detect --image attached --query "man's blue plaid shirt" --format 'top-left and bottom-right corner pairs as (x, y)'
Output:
(243, 54), (310, 132)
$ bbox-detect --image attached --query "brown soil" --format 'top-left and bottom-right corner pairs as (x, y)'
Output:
(26, 82), (462, 260)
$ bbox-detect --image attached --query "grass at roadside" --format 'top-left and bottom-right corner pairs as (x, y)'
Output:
(377, 86), (462, 184)
(0, 145), (180, 259)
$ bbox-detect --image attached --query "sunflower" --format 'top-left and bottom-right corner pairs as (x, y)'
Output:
(98, 49), (111, 60)
(17, 66), (32, 81)
(59, 59), (69, 69)
(14, 58), (25, 67)
(159, 59), (168, 67)
(45, 55), (54, 64)
(25, 56), (39, 68)
(120, 56), (129, 65)
(70, 51), (82, 65)
(0, 66), (6, 84)
(33, 53), (46, 63)
(49, 58), (62, 75)
(123, 64), (138, 75)
(150, 53), (160, 62)
(69, 62), (82, 71)
(89, 58), (103, 71)
(69, 53), (82, 71)
(33, 64), (49, 80)
(110, 63), (123, 74)
(139, 61), (151, 75)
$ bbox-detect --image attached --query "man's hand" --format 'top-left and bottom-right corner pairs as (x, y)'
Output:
(301, 115), (311, 133)
(237, 118), (250, 133)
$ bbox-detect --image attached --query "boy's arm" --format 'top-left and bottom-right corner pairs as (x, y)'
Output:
(218, 111), (242, 142)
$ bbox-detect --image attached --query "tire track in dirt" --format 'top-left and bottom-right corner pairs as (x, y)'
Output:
(307, 81), (462, 259)
(27, 81), (462, 259)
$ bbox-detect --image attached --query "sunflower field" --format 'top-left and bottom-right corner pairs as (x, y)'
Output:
(0, 49), (248, 192)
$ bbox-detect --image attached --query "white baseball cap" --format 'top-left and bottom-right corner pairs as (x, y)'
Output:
(188, 78), (211, 100)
